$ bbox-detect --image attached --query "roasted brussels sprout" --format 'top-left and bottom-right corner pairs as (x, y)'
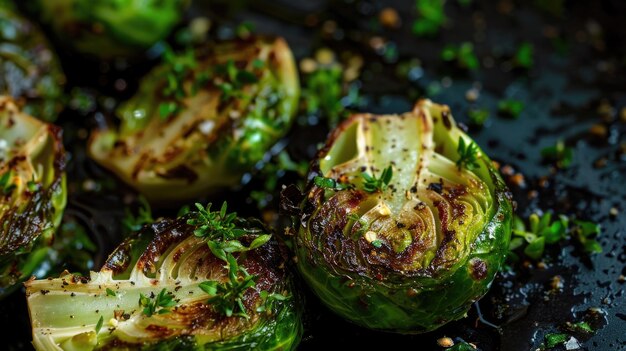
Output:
(33, 0), (189, 58)
(0, 96), (67, 298)
(89, 37), (299, 203)
(25, 204), (302, 350)
(293, 99), (512, 333)
(0, 1), (65, 121)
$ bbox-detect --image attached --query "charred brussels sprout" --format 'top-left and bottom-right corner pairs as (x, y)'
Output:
(0, 96), (67, 298)
(89, 38), (299, 203)
(0, 1), (65, 121)
(294, 99), (512, 333)
(25, 206), (302, 350)
(33, 0), (188, 58)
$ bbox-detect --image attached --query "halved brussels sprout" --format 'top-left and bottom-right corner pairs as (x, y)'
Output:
(89, 37), (299, 203)
(25, 207), (302, 350)
(0, 96), (67, 298)
(294, 99), (512, 333)
(0, 1), (65, 121)
(33, 0), (189, 59)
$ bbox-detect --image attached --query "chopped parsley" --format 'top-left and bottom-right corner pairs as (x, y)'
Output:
(361, 165), (393, 193)
(456, 137), (480, 171)
(105, 288), (116, 297)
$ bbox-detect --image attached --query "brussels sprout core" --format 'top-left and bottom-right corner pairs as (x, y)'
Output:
(89, 37), (299, 203)
(0, 96), (67, 298)
(296, 99), (512, 333)
(26, 213), (302, 350)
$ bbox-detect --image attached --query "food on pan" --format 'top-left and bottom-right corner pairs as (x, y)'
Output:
(291, 99), (512, 333)
(25, 203), (302, 350)
(0, 96), (67, 298)
(88, 37), (299, 203)
(31, 0), (189, 59)
(0, 1), (65, 122)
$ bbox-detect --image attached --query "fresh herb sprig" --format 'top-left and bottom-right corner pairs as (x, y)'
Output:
(190, 202), (274, 319)
(361, 165), (393, 193)
(122, 196), (154, 234)
(188, 202), (271, 262)
(199, 255), (257, 319)
(139, 288), (176, 317)
(456, 137), (480, 171)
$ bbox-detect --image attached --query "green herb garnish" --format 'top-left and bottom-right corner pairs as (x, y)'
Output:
(105, 288), (116, 297)
(515, 42), (534, 69)
(122, 196), (154, 234)
(139, 288), (176, 317)
(468, 108), (490, 126)
(256, 290), (289, 313)
(95, 315), (104, 334)
(541, 140), (573, 168)
(544, 333), (569, 348)
(498, 99), (524, 118)
(361, 165), (393, 193)
(199, 255), (257, 319)
(441, 42), (479, 70)
(371, 240), (383, 248)
(509, 213), (602, 261)
(412, 0), (446, 37)
(456, 137), (480, 171)
(0, 171), (15, 195)
(313, 175), (349, 191)
(572, 220), (602, 254)
(303, 66), (346, 127)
